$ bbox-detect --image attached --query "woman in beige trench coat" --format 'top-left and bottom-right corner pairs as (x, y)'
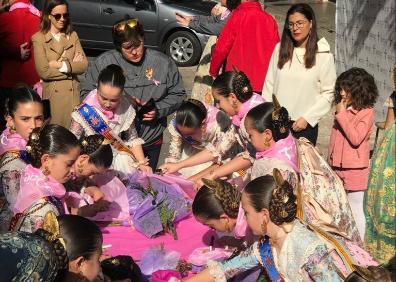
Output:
(32, 0), (87, 128)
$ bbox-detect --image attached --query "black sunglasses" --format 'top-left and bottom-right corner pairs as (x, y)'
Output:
(51, 13), (69, 21)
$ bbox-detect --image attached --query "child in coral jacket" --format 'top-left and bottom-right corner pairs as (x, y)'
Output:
(328, 67), (379, 239)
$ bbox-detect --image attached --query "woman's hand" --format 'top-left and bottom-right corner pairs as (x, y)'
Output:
(292, 117), (308, 132)
(158, 162), (182, 174)
(84, 186), (105, 202)
(20, 42), (30, 60)
(48, 60), (62, 69)
(336, 98), (347, 113)
(176, 13), (193, 26)
(138, 164), (153, 174)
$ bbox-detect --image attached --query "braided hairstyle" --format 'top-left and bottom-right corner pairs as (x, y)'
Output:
(212, 70), (253, 103)
(244, 169), (297, 226)
(175, 99), (207, 129)
(26, 124), (80, 168)
(80, 135), (113, 169)
(245, 101), (291, 141)
(192, 179), (241, 220)
(35, 229), (69, 270)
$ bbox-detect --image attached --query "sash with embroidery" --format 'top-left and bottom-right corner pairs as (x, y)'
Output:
(258, 236), (284, 282)
(77, 103), (136, 161)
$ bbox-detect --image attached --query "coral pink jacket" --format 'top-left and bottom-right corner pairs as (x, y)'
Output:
(328, 107), (374, 169)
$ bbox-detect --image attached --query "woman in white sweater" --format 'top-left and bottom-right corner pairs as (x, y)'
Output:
(262, 3), (336, 145)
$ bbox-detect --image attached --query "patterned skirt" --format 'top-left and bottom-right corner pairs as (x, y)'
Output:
(364, 122), (396, 264)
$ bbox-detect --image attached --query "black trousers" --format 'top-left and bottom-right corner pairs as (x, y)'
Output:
(0, 87), (12, 132)
(143, 137), (163, 170)
(292, 124), (319, 145)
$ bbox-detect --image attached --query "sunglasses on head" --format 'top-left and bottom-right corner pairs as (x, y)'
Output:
(51, 13), (69, 21)
(113, 18), (138, 32)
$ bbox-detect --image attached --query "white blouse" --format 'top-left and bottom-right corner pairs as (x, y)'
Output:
(262, 38), (336, 127)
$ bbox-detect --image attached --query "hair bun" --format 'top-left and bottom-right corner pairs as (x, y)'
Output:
(269, 169), (297, 225)
(26, 127), (43, 168)
(231, 70), (253, 101)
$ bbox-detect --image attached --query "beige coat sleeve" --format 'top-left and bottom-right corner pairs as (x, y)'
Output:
(31, 32), (69, 81)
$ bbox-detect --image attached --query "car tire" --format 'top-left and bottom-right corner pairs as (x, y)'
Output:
(165, 30), (202, 67)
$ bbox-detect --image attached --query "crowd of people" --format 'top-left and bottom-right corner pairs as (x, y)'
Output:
(0, 0), (394, 281)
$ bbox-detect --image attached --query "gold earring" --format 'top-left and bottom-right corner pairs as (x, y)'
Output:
(77, 163), (83, 174)
(9, 125), (16, 132)
(263, 138), (270, 147)
(261, 220), (266, 235)
(43, 166), (50, 176)
(225, 220), (231, 233)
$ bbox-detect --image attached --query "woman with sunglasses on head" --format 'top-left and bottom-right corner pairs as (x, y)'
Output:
(31, 0), (88, 128)
(262, 3), (336, 145)
(81, 18), (186, 170)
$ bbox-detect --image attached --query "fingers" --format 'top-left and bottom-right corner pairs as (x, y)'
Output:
(20, 42), (28, 49)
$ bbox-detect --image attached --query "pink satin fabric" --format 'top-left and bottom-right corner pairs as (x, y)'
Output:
(13, 165), (67, 214)
(256, 134), (299, 172)
(232, 93), (265, 127)
(83, 89), (119, 122)
(0, 128), (27, 155)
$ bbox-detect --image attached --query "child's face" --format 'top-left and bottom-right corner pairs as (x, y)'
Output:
(176, 124), (203, 141)
(74, 155), (107, 177)
(42, 146), (80, 183)
(340, 89), (351, 104)
(244, 118), (271, 152)
(97, 83), (123, 111)
(6, 101), (44, 141)
(212, 88), (238, 117)
(74, 250), (102, 281)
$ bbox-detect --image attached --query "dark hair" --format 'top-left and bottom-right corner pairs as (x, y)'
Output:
(112, 18), (144, 52)
(226, 0), (241, 11)
(27, 124), (80, 168)
(212, 70), (253, 103)
(334, 67), (379, 110)
(40, 0), (72, 34)
(192, 179), (241, 220)
(278, 4), (318, 69)
(101, 255), (142, 282)
(244, 171), (297, 225)
(6, 86), (42, 117)
(245, 102), (291, 141)
(80, 135), (113, 169)
(97, 64), (126, 90)
(175, 99), (207, 129)
(58, 215), (102, 261)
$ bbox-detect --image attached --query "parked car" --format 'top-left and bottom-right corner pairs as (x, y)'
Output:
(33, 0), (218, 66)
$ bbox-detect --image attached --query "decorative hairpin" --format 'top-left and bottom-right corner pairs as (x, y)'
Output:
(111, 258), (120, 266)
(242, 86), (249, 93)
(26, 145), (32, 153)
(81, 140), (88, 147)
(42, 211), (67, 250)
(271, 94), (281, 121)
(30, 132), (39, 140)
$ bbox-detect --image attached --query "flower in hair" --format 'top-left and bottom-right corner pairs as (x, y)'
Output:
(30, 132), (39, 140)
(81, 140), (89, 147)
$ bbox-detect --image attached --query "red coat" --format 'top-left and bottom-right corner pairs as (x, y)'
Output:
(209, 2), (279, 92)
(0, 0), (40, 88)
